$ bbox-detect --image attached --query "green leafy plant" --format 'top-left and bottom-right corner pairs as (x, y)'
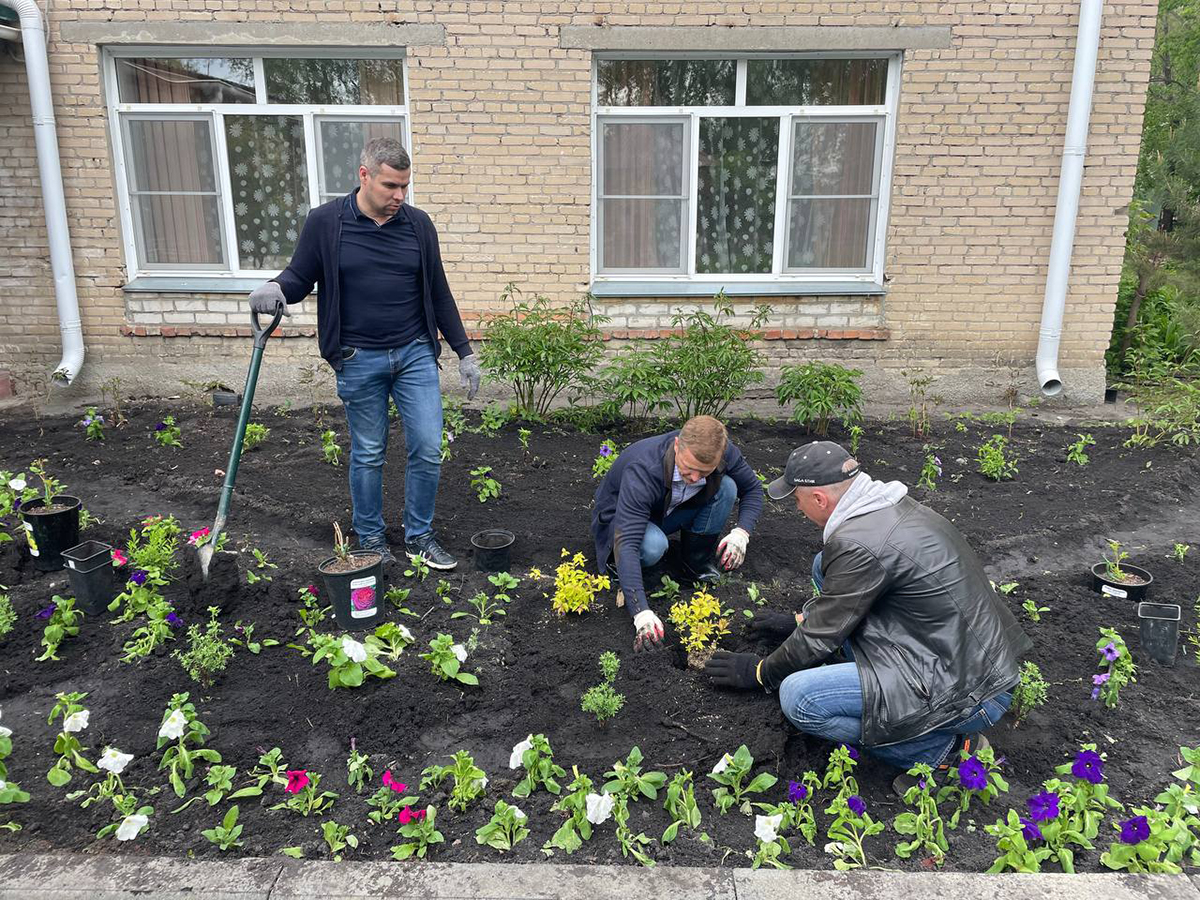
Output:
(986, 808), (1054, 872)
(653, 296), (770, 419)
(469, 466), (501, 503)
(936, 744), (1009, 829)
(511, 733), (566, 798)
(604, 746), (667, 803)
(848, 423), (863, 455)
(156, 693), (222, 798)
(977, 434), (1018, 480)
(903, 369), (934, 438)
(661, 770), (701, 843)
(320, 429), (342, 466)
(475, 799), (530, 851)
(310, 633), (396, 689)
(1102, 539), (1132, 582)
(201, 764), (237, 806)
(1094, 628), (1136, 707)
(549, 549), (610, 614)
(545, 768), (600, 853)
(269, 769), (338, 817)
(366, 770), (420, 825)
(244, 547), (277, 584)
(321, 819), (358, 861)
(227, 747), (289, 800)
(420, 633), (478, 685)
(824, 792), (884, 870)
(119, 597), (176, 663)
(390, 805), (443, 859)
(28, 459), (66, 507)
(36, 595), (83, 662)
(241, 422), (269, 454)
(893, 764), (949, 865)
(774, 361), (864, 435)
(593, 342), (673, 422)
(80, 407), (106, 441)
(517, 427), (531, 453)
(1066, 433), (1095, 465)
(228, 620), (279, 655)
(581, 651), (625, 725)
(404, 553), (430, 582)
(479, 287), (608, 417)
(611, 791), (656, 867)
(592, 439), (619, 478)
(821, 743), (860, 807)
(1171, 542), (1190, 562)
(1099, 807), (1185, 874)
(371, 622), (414, 661)
(1011, 660), (1049, 726)
(707, 744), (777, 815)
(202, 805), (244, 851)
(0, 592), (15, 638)
(420, 751), (487, 812)
(1022, 596), (1050, 623)
(173, 606), (234, 686)
(153, 416), (183, 449)
(46, 692), (98, 787)
(346, 741), (373, 794)
(916, 446), (942, 491)
(474, 402), (509, 436)
(0, 711), (30, 805)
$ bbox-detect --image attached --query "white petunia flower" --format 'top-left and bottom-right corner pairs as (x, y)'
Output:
(63, 710), (89, 733)
(451, 644), (467, 663)
(710, 753), (731, 776)
(0, 708), (10, 739)
(0, 779), (6, 791)
(477, 775), (488, 789)
(585, 791), (614, 825)
(754, 813), (783, 844)
(116, 813), (149, 841)
(8, 477), (25, 491)
(508, 735), (533, 769)
(510, 803), (526, 820)
(158, 708), (187, 741)
(398, 624), (413, 642)
(823, 840), (848, 856)
(98, 747), (134, 775)
(341, 636), (367, 663)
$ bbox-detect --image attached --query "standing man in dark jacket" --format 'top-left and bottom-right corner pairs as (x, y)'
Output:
(592, 416), (764, 651)
(248, 137), (480, 569)
(705, 441), (1031, 790)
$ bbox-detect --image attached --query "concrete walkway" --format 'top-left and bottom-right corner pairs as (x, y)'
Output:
(1, 853), (1199, 900)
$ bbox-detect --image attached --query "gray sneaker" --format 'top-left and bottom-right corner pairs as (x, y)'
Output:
(359, 540), (396, 565)
(405, 532), (457, 570)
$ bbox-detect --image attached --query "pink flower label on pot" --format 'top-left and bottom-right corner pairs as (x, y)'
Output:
(349, 576), (377, 618)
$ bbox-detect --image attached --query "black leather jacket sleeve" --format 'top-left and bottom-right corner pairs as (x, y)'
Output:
(759, 542), (890, 690)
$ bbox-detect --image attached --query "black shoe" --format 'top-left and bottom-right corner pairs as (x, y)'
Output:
(680, 530), (722, 583)
(405, 532), (457, 570)
(359, 540), (396, 565)
(891, 733), (991, 797)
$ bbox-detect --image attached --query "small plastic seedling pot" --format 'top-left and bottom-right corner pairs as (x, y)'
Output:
(1138, 602), (1181, 667)
(19, 496), (82, 572)
(318, 551), (386, 631)
(471, 529), (515, 573)
(1091, 562), (1153, 602)
(61, 540), (118, 615)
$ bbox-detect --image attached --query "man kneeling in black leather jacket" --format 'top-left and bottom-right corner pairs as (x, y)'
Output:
(704, 441), (1032, 793)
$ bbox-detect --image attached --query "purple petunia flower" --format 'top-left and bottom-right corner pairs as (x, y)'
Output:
(1119, 815), (1150, 845)
(1019, 816), (1043, 842)
(599, 443), (614, 457)
(1027, 790), (1060, 823)
(958, 755), (989, 791)
(1091, 687), (1102, 701)
(1092, 672), (1110, 686)
(1101, 642), (1120, 662)
(847, 795), (866, 816)
(12, 498), (21, 511)
(130, 569), (148, 587)
(166, 612), (182, 628)
(787, 780), (808, 803)
(155, 421), (168, 432)
(842, 744), (860, 761)
(36, 603), (56, 619)
(1071, 749), (1104, 785)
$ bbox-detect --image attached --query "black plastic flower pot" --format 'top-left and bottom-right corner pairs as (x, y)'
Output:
(19, 496), (82, 572)
(1091, 562), (1152, 601)
(471, 529), (514, 573)
(318, 551), (386, 631)
(61, 540), (118, 615)
(1138, 602), (1181, 666)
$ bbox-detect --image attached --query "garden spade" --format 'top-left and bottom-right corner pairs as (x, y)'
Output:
(197, 301), (285, 581)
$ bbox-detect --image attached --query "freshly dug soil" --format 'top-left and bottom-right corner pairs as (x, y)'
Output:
(1, 399), (1198, 872)
(320, 552), (383, 575)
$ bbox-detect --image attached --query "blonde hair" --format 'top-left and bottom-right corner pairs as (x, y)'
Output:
(678, 416), (727, 466)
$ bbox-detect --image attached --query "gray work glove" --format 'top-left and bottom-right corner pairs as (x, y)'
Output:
(459, 354), (481, 400)
(249, 282), (289, 317)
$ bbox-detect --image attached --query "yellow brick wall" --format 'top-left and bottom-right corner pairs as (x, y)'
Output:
(0, 1), (1158, 405)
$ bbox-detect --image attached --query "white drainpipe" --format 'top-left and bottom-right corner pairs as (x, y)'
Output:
(4, 0), (85, 385)
(1035, 0), (1103, 397)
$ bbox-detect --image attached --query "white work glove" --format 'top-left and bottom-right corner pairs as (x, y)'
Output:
(633, 609), (664, 653)
(717, 527), (750, 570)
(459, 354), (481, 401)
(248, 281), (289, 317)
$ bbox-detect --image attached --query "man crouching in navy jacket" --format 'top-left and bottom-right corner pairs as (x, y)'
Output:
(591, 416), (764, 651)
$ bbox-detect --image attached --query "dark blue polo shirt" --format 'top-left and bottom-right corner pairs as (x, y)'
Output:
(337, 192), (425, 349)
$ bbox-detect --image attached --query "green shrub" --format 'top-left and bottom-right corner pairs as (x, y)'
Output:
(653, 296), (770, 419)
(593, 342), (673, 423)
(479, 286), (607, 418)
(0, 593), (15, 638)
(977, 435), (1018, 481)
(775, 362), (864, 435)
(174, 606), (234, 687)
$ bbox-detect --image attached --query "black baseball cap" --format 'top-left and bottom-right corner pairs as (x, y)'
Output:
(767, 441), (861, 500)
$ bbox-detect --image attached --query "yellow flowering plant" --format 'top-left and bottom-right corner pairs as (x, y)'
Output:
(549, 550), (610, 615)
(669, 588), (730, 665)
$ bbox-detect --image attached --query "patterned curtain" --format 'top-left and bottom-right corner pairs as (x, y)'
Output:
(696, 117), (779, 274)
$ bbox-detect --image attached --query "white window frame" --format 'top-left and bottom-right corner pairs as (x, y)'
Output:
(104, 47), (412, 280)
(590, 51), (901, 291)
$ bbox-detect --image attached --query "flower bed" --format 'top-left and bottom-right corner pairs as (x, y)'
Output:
(0, 401), (1198, 871)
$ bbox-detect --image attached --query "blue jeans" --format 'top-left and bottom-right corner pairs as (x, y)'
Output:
(334, 339), (443, 545)
(640, 476), (737, 566)
(783, 551), (1012, 769)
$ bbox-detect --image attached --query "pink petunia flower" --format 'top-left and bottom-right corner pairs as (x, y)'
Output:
(284, 769), (309, 794)
(111, 549), (128, 566)
(382, 771), (407, 793)
(187, 527), (210, 547)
